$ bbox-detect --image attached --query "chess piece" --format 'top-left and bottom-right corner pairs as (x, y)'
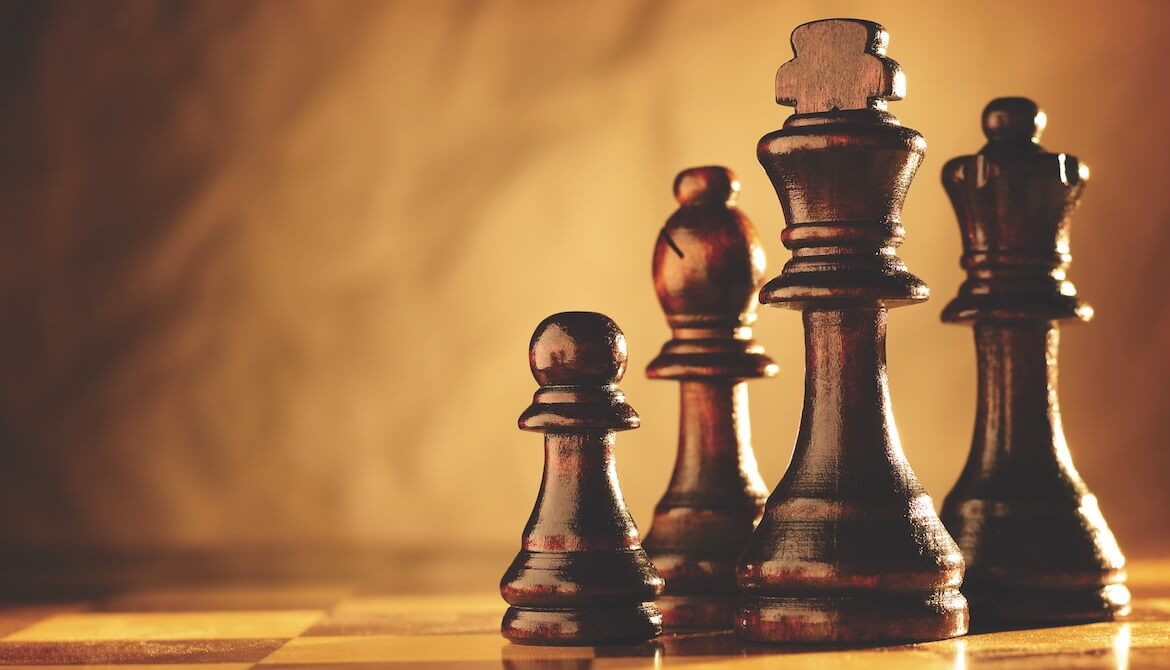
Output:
(643, 166), (777, 629)
(501, 312), (664, 645)
(939, 98), (1130, 627)
(735, 18), (969, 644)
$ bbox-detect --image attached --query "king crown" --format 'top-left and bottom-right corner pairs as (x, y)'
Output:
(776, 19), (906, 115)
(756, 18), (928, 310)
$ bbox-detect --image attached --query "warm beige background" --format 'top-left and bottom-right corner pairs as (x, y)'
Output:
(0, 0), (1167, 558)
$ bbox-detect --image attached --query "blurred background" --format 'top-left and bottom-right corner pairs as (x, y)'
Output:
(0, 0), (1167, 581)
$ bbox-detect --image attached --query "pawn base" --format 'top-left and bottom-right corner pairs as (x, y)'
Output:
(965, 580), (1130, 630)
(736, 589), (968, 644)
(502, 603), (662, 646)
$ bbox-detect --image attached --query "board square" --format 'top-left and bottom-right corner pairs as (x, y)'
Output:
(4, 611), (322, 642)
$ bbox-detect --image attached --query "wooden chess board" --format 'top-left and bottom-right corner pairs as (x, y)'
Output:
(0, 559), (1167, 669)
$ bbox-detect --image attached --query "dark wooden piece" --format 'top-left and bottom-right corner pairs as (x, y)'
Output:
(940, 97), (1130, 627)
(735, 18), (969, 644)
(643, 167), (777, 629)
(500, 312), (664, 645)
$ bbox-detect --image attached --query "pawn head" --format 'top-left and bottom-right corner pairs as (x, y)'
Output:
(529, 312), (628, 386)
(982, 97), (1046, 145)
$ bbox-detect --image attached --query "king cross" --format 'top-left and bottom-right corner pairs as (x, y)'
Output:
(776, 19), (907, 115)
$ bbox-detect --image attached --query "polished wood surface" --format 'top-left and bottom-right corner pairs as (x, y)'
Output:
(940, 98), (1129, 625)
(643, 167), (776, 629)
(775, 19), (904, 115)
(737, 18), (968, 644)
(0, 558), (1167, 668)
(501, 312), (663, 644)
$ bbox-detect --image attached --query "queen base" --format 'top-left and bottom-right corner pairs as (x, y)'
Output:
(964, 577), (1130, 630)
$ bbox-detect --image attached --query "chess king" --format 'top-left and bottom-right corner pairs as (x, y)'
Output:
(939, 98), (1130, 626)
(735, 19), (969, 643)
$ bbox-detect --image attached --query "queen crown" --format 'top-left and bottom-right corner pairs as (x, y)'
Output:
(941, 97), (1092, 323)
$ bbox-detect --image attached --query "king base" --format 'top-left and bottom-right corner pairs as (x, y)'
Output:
(736, 589), (969, 644)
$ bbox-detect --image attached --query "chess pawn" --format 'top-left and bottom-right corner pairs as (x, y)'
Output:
(939, 98), (1129, 626)
(501, 312), (664, 645)
(643, 167), (777, 629)
(736, 18), (968, 644)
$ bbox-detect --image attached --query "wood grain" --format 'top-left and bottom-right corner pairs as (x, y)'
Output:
(776, 19), (905, 114)
(940, 97), (1130, 627)
(500, 312), (663, 645)
(643, 167), (776, 629)
(738, 18), (968, 644)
